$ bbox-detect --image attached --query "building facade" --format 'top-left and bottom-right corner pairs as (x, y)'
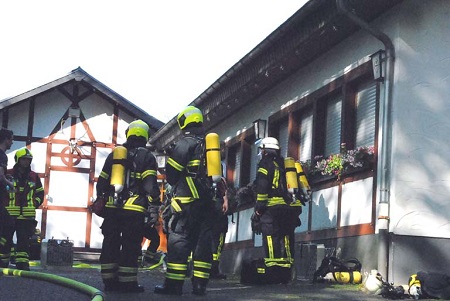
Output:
(150, 0), (450, 283)
(0, 67), (163, 251)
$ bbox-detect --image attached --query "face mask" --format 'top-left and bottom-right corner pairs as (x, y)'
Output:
(257, 149), (263, 161)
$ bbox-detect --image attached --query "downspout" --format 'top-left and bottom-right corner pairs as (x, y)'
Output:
(336, 0), (395, 279)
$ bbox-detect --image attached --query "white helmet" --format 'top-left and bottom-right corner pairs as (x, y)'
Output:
(259, 137), (280, 150)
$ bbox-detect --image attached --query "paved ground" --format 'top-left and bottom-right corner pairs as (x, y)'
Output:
(0, 262), (393, 301)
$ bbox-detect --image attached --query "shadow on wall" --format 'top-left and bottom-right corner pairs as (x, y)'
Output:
(311, 193), (337, 230)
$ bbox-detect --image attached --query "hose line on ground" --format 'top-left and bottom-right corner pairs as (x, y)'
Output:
(1, 268), (104, 301)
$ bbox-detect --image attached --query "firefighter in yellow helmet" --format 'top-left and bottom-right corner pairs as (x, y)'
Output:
(0, 147), (44, 270)
(96, 119), (161, 293)
(155, 106), (215, 296)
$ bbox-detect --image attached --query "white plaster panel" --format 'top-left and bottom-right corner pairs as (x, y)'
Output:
(80, 94), (115, 144)
(237, 208), (253, 241)
(341, 178), (373, 226)
(225, 213), (237, 244)
(5, 142), (26, 169)
(95, 147), (112, 177)
(34, 90), (71, 138)
(118, 111), (134, 145)
(311, 186), (338, 231)
(90, 214), (104, 249)
(45, 210), (87, 248)
(295, 202), (309, 233)
(387, 0), (450, 238)
(254, 233), (262, 247)
(48, 170), (89, 207)
(30, 142), (47, 173)
(8, 101), (29, 136)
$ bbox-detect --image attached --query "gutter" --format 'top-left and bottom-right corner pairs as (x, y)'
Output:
(337, 0), (395, 280)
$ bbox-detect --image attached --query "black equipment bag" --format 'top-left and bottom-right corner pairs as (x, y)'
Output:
(240, 258), (291, 285)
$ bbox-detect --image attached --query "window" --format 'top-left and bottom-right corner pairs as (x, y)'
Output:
(233, 148), (241, 188)
(355, 81), (377, 147)
(278, 119), (289, 158)
(225, 129), (255, 189)
(324, 95), (342, 156)
(249, 142), (258, 182)
(299, 109), (313, 162)
(265, 60), (377, 183)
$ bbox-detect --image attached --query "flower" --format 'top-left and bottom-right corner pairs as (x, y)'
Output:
(309, 145), (375, 178)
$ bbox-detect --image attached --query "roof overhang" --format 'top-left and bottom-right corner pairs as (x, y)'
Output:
(149, 0), (402, 150)
(0, 67), (164, 133)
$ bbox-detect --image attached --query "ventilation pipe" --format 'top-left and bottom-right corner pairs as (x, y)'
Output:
(336, 0), (395, 280)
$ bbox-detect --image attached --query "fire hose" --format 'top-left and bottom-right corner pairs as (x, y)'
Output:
(1, 268), (104, 301)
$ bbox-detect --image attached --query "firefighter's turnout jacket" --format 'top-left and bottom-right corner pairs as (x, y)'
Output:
(4, 166), (44, 218)
(0, 165), (44, 269)
(255, 154), (293, 269)
(164, 131), (214, 286)
(96, 141), (160, 289)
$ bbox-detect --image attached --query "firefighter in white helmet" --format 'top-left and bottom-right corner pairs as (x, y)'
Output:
(252, 137), (293, 283)
(96, 119), (161, 293)
(155, 106), (215, 296)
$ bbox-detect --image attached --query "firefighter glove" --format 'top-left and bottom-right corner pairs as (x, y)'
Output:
(295, 190), (310, 205)
(161, 205), (172, 234)
(251, 212), (262, 235)
(146, 204), (160, 227)
(254, 201), (267, 215)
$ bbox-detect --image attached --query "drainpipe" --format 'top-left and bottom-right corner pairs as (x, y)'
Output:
(336, 0), (395, 279)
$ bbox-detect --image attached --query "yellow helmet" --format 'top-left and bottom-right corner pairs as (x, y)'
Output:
(126, 120), (149, 141)
(15, 147), (33, 163)
(177, 106), (203, 130)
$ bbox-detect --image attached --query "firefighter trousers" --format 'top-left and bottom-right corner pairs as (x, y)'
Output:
(100, 209), (145, 287)
(260, 205), (293, 262)
(165, 199), (214, 283)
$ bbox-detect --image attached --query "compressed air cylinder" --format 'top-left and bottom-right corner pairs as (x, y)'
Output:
(205, 133), (222, 183)
(110, 146), (127, 193)
(295, 162), (311, 194)
(331, 271), (362, 284)
(285, 157), (298, 193)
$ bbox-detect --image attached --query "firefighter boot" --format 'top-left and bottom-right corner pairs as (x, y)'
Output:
(154, 278), (183, 295)
(119, 281), (145, 293)
(192, 277), (208, 296)
(210, 260), (227, 279)
(103, 279), (121, 292)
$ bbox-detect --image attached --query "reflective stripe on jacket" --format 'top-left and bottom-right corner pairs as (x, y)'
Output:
(6, 169), (44, 218)
(166, 134), (211, 204)
(256, 156), (289, 207)
(96, 146), (160, 213)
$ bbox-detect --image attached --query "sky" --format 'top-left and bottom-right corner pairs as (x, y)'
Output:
(0, 1), (307, 123)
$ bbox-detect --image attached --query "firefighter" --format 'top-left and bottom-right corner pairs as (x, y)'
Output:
(253, 137), (293, 281)
(210, 142), (229, 279)
(0, 147), (44, 270)
(96, 119), (161, 293)
(154, 106), (215, 296)
(140, 221), (165, 268)
(0, 128), (14, 267)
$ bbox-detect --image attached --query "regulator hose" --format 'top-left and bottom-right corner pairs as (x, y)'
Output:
(1, 268), (104, 301)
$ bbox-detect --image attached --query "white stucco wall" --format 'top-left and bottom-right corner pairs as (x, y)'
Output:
(389, 0), (450, 238)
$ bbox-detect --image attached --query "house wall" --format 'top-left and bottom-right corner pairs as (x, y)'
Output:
(389, 0), (450, 239)
(1, 80), (153, 250)
(214, 0), (450, 282)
